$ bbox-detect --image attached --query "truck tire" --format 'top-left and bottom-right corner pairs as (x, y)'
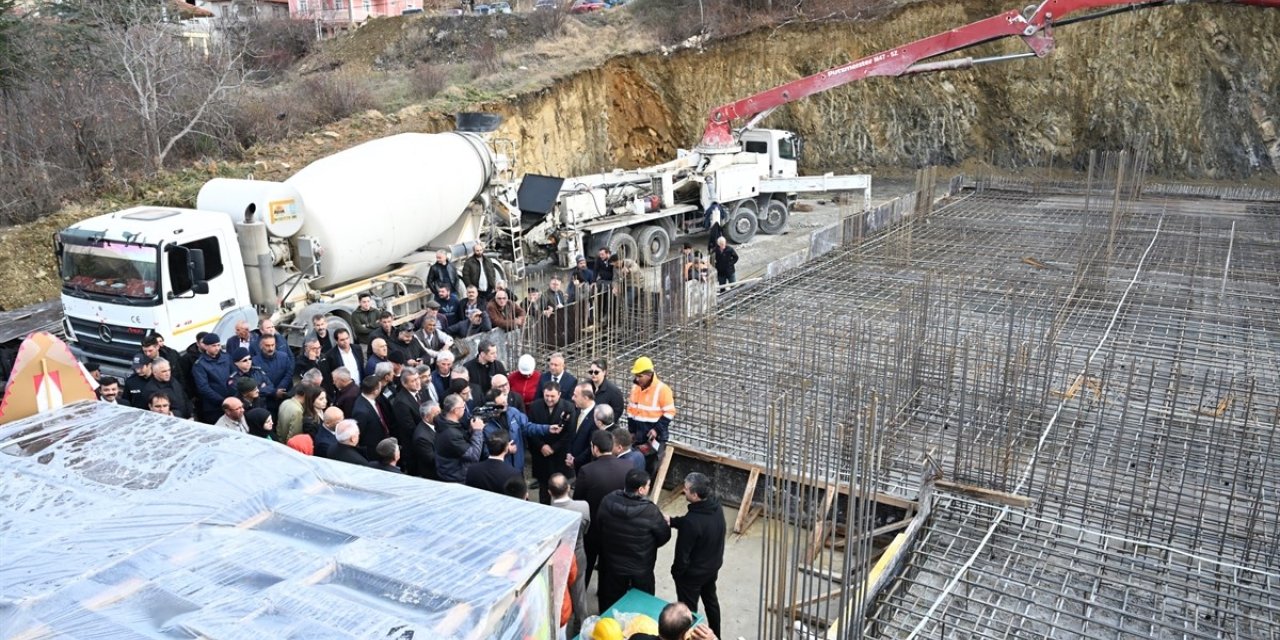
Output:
(724, 200), (759, 244)
(608, 230), (638, 263)
(635, 225), (671, 266)
(759, 199), (790, 234)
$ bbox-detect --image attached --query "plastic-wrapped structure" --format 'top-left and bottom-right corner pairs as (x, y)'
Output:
(0, 402), (579, 639)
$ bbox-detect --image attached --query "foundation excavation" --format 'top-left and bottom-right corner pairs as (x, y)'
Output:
(587, 152), (1280, 638)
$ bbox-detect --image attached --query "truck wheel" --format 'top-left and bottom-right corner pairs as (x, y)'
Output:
(635, 225), (671, 266)
(608, 231), (638, 263)
(724, 200), (759, 244)
(759, 199), (790, 234)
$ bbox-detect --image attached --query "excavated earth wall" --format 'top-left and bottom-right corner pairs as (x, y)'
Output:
(488, 0), (1280, 178)
(2, 1), (1276, 311)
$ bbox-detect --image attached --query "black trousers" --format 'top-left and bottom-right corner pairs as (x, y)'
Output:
(583, 535), (598, 588)
(675, 574), (721, 638)
(597, 570), (656, 614)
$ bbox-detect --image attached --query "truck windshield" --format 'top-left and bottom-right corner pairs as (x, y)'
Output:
(60, 240), (160, 303)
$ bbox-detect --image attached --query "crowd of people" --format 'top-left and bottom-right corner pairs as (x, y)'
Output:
(87, 243), (727, 639)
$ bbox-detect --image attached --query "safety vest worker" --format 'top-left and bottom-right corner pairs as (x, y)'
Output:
(627, 356), (675, 462)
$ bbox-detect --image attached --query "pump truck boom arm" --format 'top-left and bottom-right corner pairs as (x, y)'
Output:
(698, 0), (1280, 150)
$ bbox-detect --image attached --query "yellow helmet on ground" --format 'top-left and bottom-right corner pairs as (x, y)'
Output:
(631, 356), (654, 374)
(591, 617), (623, 640)
(623, 614), (659, 636)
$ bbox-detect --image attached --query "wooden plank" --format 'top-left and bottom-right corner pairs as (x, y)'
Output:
(789, 586), (844, 613)
(832, 518), (912, 549)
(671, 441), (916, 509)
(807, 486), (838, 564)
(742, 505), (764, 532)
(733, 467), (761, 534)
(935, 479), (1032, 508)
(649, 443), (676, 504)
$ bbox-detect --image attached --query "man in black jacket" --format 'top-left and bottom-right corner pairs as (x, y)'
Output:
(670, 472), (726, 637)
(594, 468), (671, 612)
(142, 358), (192, 418)
(710, 236), (738, 287)
(464, 339), (505, 396)
(573, 429), (637, 587)
(330, 419), (370, 466)
(435, 393), (486, 483)
(526, 382), (575, 504)
(461, 241), (500, 301)
(427, 249), (460, 293)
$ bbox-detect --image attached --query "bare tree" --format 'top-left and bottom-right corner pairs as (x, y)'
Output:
(74, 0), (246, 172)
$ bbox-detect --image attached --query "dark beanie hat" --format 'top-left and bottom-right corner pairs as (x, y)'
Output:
(235, 376), (258, 394)
(202, 333), (221, 346)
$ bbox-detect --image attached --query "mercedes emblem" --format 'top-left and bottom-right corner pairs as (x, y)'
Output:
(98, 324), (112, 343)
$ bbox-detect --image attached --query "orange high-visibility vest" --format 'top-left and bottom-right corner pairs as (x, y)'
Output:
(628, 375), (675, 424)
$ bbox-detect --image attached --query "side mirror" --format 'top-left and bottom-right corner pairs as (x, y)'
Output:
(193, 281), (210, 294)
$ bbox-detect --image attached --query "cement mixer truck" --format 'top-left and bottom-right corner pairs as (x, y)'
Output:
(56, 129), (514, 366)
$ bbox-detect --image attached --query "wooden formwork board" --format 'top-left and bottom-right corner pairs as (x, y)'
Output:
(655, 442), (917, 537)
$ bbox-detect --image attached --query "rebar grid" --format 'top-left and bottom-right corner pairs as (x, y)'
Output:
(593, 161), (1280, 636)
(866, 495), (1280, 639)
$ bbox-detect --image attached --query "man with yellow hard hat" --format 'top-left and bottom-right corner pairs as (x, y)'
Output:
(626, 356), (675, 474)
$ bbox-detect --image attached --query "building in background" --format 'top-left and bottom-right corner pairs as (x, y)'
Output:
(288, 0), (418, 30)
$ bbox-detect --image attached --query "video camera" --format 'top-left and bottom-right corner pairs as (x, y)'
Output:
(473, 402), (504, 422)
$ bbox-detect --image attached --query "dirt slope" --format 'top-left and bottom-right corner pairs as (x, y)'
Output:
(3, 0), (1278, 310)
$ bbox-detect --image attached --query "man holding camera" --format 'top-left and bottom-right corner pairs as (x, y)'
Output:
(479, 387), (563, 473)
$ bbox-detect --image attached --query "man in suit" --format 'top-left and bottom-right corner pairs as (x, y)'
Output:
(549, 473), (591, 636)
(566, 383), (597, 472)
(412, 400), (440, 480)
(572, 429), (634, 587)
(390, 369), (424, 474)
(465, 430), (520, 494)
(350, 376), (391, 461)
(321, 328), (365, 391)
(543, 352), (577, 398)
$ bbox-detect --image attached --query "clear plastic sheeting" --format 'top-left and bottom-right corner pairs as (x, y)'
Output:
(0, 401), (579, 639)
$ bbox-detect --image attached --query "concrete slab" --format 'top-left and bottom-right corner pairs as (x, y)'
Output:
(679, 176), (919, 285)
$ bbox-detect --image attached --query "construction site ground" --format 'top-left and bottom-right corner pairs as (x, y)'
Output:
(591, 160), (1280, 637)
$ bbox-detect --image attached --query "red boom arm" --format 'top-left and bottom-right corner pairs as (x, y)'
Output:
(698, 0), (1280, 150)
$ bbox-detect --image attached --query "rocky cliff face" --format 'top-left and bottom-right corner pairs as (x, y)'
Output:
(487, 1), (1279, 178)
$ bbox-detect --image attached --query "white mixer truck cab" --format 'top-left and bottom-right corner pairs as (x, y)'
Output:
(57, 130), (504, 369)
(57, 207), (252, 368)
